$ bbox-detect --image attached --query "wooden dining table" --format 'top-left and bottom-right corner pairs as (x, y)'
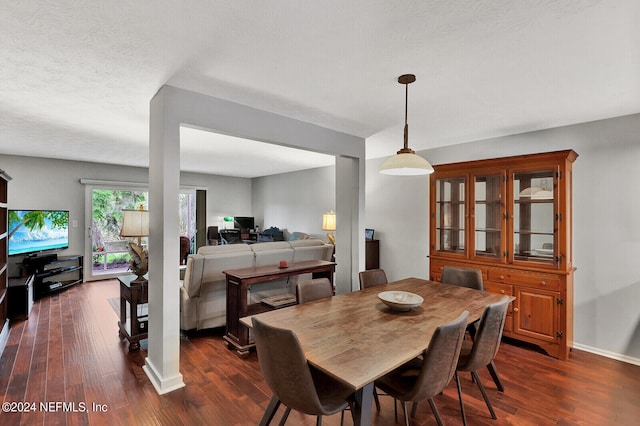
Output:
(242, 277), (512, 426)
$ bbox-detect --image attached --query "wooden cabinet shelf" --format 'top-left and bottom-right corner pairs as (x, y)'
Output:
(429, 150), (577, 360)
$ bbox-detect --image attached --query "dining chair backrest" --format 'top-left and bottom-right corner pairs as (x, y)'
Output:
(458, 296), (510, 373)
(359, 269), (388, 289)
(252, 317), (330, 415)
(296, 278), (333, 304)
(441, 266), (483, 290)
(409, 310), (469, 402)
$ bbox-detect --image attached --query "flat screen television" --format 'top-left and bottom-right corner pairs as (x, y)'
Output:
(8, 209), (70, 256)
(234, 216), (255, 231)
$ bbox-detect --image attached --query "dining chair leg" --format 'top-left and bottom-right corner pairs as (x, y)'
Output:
(410, 401), (418, 418)
(401, 401), (410, 426)
(278, 407), (291, 426)
(259, 396), (281, 426)
(340, 403), (353, 426)
(373, 388), (381, 411)
(454, 372), (468, 426)
(315, 415), (322, 426)
(427, 398), (444, 426)
(471, 371), (497, 420)
(487, 360), (505, 391)
(393, 398), (398, 422)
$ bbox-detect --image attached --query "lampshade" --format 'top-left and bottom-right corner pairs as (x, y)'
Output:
(379, 74), (434, 176)
(223, 216), (234, 229)
(379, 152), (434, 175)
(120, 207), (149, 238)
(322, 210), (336, 231)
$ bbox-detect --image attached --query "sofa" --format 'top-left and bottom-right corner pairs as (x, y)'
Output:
(180, 238), (334, 331)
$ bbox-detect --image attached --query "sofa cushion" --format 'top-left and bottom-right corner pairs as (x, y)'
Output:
(290, 238), (334, 262)
(292, 245), (328, 262)
(250, 241), (292, 252)
(197, 244), (252, 255)
(202, 251), (255, 283)
(288, 238), (325, 248)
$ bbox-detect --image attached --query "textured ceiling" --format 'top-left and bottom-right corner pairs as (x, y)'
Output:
(1, 1), (639, 178)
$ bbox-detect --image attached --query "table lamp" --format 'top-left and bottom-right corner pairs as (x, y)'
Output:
(322, 210), (336, 245)
(120, 205), (149, 283)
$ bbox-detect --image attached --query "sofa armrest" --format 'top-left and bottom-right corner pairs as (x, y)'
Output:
(182, 254), (205, 298)
(180, 286), (198, 331)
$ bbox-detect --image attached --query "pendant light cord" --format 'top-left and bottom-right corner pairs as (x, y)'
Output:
(404, 82), (409, 150)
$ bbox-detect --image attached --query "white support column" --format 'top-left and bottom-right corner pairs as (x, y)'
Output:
(144, 87), (185, 394)
(335, 155), (366, 294)
(144, 85), (364, 394)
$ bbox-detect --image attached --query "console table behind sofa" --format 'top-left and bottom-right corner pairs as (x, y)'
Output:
(179, 239), (333, 332)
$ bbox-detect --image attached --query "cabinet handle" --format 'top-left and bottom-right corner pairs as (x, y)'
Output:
(500, 289), (505, 294)
(541, 281), (546, 286)
(513, 307), (519, 313)
(499, 275), (505, 280)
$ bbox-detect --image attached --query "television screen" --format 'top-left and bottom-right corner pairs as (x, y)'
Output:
(234, 216), (255, 231)
(8, 210), (70, 256)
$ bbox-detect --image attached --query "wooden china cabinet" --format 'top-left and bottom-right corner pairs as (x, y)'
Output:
(429, 150), (577, 360)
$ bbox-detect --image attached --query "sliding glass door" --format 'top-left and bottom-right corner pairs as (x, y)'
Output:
(84, 184), (196, 281)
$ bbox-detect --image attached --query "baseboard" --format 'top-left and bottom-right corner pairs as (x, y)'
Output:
(143, 356), (185, 395)
(0, 319), (9, 358)
(573, 342), (640, 367)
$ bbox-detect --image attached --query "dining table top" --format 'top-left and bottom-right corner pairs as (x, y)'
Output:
(242, 277), (512, 390)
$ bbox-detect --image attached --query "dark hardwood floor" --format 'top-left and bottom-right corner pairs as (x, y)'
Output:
(1, 279), (639, 425)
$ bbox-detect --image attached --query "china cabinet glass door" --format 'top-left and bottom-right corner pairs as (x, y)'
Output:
(434, 176), (466, 255)
(472, 171), (505, 261)
(512, 169), (557, 265)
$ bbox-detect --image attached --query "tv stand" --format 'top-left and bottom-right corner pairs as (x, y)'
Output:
(25, 255), (84, 299)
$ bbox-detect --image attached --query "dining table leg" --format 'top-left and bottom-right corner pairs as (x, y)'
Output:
(352, 382), (374, 426)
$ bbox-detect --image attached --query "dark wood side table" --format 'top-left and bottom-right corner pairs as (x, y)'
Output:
(365, 239), (380, 270)
(117, 274), (148, 351)
(223, 260), (336, 356)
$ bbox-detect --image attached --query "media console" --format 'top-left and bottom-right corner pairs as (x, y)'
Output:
(23, 254), (84, 299)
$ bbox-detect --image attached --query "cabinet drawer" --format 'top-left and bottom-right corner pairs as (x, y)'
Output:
(484, 281), (512, 296)
(488, 269), (560, 290)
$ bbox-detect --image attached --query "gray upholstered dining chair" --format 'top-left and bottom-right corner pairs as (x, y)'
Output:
(440, 265), (505, 392)
(440, 265), (483, 289)
(296, 278), (333, 304)
(358, 268), (388, 289)
(252, 317), (354, 425)
(374, 311), (470, 426)
(454, 296), (510, 426)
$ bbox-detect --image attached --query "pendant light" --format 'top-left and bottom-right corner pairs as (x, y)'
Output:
(378, 74), (434, 176)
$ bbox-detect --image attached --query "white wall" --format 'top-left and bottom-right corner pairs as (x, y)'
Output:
(365, 158), (431, 282)
(180, 170), (252, 229)
(252, 166), (335, 241)
(366, 113), (640, 363)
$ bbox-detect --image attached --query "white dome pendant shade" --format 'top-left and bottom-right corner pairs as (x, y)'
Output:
(378, 151), (434, 175)
(378, 74), (434, 176)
